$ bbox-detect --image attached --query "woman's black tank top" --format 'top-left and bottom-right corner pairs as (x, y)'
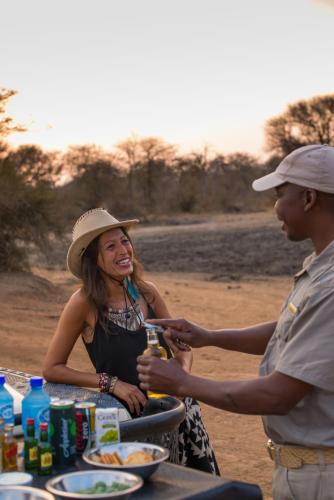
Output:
(82, 307), (172, 388)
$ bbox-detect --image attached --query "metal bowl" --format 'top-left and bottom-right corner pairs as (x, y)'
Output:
(45, 469), (143, 499)
(0, 485), (55, 499)
(0, 472), (33, 486)
(83, 442), (169, 480)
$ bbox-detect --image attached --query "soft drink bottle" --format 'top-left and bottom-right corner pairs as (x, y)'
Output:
(0, 375), (14, 425)
(3, 423), (18, 471)
(38, 422), (52, 476)
(24, 418), (38, 471)
(21, 377), (50, 439)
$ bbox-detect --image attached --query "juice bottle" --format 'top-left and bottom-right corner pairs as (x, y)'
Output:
(38, 422), (52, 475)
(3, 423), (18, 471)
(143, 327), (168, 399)
(24, 417), (38, 471)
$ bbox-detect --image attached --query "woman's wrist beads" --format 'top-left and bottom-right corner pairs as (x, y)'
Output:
(98, 373), (118, 394)
(98, 372), (111, 393)
(109, 376), (118, 394)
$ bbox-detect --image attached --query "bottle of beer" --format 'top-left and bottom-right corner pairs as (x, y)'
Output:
(24, 418), (38, 471)
(38, 422), (52, 476)
(3, 423), (18, 471)
(0, 417), (4, 472)
(143, 327), (168, 399)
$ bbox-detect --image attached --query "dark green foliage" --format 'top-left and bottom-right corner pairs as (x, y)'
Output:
(0, 156), (61, 271)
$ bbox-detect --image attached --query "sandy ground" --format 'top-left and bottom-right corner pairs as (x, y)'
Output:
(1, 211), (310, 499)
(0, 268), (291, 499)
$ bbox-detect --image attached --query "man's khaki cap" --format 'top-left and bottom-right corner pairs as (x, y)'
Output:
(252, 144), (334, 193)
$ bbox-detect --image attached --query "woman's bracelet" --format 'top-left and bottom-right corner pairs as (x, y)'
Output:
(109, 376), (118, 394)
(98, 372), (112, 393)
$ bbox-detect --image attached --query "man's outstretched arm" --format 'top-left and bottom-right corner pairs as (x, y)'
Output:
(149, 318), (277, 355)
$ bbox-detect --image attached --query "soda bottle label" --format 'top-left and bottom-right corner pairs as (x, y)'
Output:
(29, 446), (38, 462)
(41, 452), (52, 468)
(5, 443), (17, 460)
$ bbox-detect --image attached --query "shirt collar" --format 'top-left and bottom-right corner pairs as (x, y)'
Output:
(294, 239), (334, 282)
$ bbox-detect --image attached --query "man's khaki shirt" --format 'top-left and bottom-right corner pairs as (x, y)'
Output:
(260, 240), (334, 447)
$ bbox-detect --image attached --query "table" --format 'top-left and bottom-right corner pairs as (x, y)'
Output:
(2, 368), (263, 498)
(32, 460), (263, 499)
(0, 367), (186, 443)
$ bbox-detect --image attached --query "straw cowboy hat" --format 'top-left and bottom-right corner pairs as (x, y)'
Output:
(67, 208), (139, 279)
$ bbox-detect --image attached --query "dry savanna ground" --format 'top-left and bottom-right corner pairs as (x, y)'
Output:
(0, 211), (313, 499)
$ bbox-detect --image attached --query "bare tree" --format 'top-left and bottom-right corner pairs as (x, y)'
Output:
(0, 88), (25, 137)
(265, 94), (334, 156)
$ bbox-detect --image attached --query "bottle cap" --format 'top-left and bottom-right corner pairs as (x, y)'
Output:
(40, 422), (48, 431)
(30, 376), (43, 388)
(26, 418), (35, 426)
(0, 374), (5, 384)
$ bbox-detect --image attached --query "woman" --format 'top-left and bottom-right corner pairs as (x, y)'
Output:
(43, 208), (219, 474)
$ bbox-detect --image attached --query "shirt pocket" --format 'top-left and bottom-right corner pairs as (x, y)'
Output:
(276, 296), (307, 344)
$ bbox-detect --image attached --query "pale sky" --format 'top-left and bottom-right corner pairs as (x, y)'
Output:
(2, 0), (334, 158)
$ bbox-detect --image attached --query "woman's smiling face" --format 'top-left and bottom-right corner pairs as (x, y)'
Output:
(97, 227), (134, 279)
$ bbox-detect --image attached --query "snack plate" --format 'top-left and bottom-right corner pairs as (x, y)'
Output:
(83, 442), (169, 480)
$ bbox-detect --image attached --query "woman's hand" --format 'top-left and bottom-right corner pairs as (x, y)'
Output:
(112, 380), (147, 416)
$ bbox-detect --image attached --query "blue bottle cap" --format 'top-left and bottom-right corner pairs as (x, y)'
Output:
(30, 376), (43, 388)
(0, 374), (5, 385)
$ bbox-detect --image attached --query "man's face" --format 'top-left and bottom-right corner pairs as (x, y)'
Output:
(274, 183), (309, 241)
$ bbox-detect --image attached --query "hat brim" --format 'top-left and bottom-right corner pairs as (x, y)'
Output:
(67, 219), (139, 279)
(252, 172), (286, 192)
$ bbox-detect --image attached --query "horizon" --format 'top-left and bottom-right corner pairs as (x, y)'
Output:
(2, 0), (334, 158)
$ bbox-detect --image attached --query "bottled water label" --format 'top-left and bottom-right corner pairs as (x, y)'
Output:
(39, 407), (50, 424)
(0, 404), (14, 423)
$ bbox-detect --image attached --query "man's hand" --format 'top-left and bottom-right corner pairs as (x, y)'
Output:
(137, 355), (190, 397)
(147, 318), (211, 351)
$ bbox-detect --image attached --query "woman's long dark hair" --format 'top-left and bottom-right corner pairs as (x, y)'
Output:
(80, 228), (152, 327)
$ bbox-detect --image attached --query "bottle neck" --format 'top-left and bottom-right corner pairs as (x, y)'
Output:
(27, 425), (35, 437)
(5, 430), (13, 440)
(30, 385), (42, 391)
(146, 330), (159, 345)
(40, 430), (48, 442)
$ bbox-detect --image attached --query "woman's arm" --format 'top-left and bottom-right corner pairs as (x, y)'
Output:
(143, 281), (193, 372)
(42, 289), (100, 387)
(43, 289), (147, 415)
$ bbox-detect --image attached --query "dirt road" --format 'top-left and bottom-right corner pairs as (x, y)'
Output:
(0, 211), (311, 499)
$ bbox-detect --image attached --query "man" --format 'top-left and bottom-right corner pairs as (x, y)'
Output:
(137, 144), (334, 500)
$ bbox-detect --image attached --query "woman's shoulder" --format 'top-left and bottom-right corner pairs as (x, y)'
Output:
(138, 280), (170, 318)
(67, 287), (93, 312)
(139, 280), (161, 301)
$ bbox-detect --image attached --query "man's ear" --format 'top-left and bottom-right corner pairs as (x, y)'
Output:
(304, 189), (317, 211)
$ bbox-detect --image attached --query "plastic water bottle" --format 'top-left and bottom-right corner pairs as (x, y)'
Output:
(21, 377), (50, 439)
(0, 375), (14, 425)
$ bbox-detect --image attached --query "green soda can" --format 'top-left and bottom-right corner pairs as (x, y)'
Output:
(49, 399), (76, 466)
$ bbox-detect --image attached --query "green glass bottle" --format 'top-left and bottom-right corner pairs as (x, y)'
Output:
(38, 422), (52, 475)
(24, 417), (38, 471)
